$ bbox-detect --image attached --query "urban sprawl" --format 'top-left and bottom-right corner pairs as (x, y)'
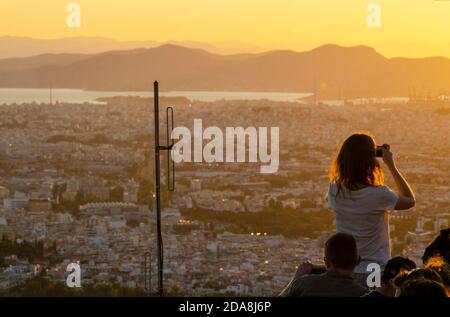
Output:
(0, 96), (449, 295)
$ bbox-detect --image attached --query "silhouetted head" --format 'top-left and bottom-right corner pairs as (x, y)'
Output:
(423, 228), (450, 264)
(381, 256), (417, 285)
(324, 233), (360, 270)
(329, 132), (384, 190)
(398, 278), (447, 297)
(393, 268), (444, 290)
(424, 256), (450, 295)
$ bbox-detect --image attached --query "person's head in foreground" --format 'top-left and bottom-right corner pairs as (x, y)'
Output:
(422, 228), (450, 296)
(324, 232), (361, 272)
(363, 256), (416, 297)
(393, 268), (447, 297)
(423, 228), (450, 264)
(424, 255), (450, 296)
(279, 233), (366, 297)
(398, 278), (447, 298)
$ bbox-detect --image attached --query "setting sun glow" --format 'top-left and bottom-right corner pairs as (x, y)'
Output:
(1, 0), (450, 57)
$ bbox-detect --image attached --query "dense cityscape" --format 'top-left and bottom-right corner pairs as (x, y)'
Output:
(0, 96), (449, 295)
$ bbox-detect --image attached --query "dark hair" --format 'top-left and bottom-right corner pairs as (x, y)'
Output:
(393, 268), (443, 288)
(325, 233), (359, 270)
(399, 278), (447, 297)
(423, 228), (450, 264)
(424, 256), (450, 288)
(329, 133), (384, 192)
(381, 257), (416, 285)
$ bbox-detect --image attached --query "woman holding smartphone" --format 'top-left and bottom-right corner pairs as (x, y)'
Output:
(327, 133), (416, 287)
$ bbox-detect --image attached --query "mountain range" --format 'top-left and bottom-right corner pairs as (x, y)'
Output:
(1, 41), (450, 98)
(0, 36), (264, 59)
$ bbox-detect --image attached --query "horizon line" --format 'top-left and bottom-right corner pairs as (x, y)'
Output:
(1, 35), (450, 60)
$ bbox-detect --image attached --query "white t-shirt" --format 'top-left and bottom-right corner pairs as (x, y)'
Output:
(327, 183), (399, 273)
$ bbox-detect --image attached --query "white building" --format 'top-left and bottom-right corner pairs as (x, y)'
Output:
(190, 179), (202, 191)
(108, 216), (127, 229)
(124, 180), (139, 203)
(3, 197), (29, 211)
(66, 177), (80, 192)
(0, 186), (10, 200)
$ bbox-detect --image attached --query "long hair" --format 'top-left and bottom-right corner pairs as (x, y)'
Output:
(328, 133), (385, 193)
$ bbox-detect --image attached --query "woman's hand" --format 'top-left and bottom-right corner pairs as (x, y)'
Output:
(379, 143), (416, 210)
(381, 144), (395, 168)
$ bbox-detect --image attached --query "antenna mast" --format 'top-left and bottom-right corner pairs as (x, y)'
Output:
(152, 81), (175, 296)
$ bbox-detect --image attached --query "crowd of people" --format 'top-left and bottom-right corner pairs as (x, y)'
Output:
(280, 132), (449, 297)
(279, 231), (450, 297)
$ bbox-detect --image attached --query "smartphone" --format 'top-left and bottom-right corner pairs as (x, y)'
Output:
(376, 145), (385, 157)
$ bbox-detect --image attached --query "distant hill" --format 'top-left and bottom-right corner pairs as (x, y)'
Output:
(0, 36), (263, 59)
(1, 43), (450, 98)
(0, 53), (89, 72)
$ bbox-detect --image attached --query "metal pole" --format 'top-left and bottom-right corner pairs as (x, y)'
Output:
(144, 252), (151, 294)
(153, 81), (163, 296)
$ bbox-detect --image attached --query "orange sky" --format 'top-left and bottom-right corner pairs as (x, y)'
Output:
(1, 0), (450, 57)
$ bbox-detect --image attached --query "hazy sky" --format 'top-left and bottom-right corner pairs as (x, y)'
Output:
(1, 0), (450, 57)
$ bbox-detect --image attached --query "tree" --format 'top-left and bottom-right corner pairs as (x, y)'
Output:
(110, 186), (124, 202)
